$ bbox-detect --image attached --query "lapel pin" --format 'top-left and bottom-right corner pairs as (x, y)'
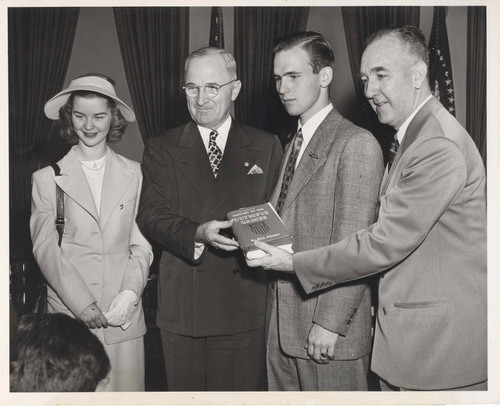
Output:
(244, 162), (249, 167)
(308, 152), (319, 159)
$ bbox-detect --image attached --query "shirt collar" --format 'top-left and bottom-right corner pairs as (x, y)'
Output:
(197, 115), (232, 153)
(396, 95), (433, 144)
(298, 103), (333, 145)
(197, 115), (232, 140)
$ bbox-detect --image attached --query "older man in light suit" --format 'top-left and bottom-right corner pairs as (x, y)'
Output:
(265, 31), (384, 391)
(248, 26), (487, 391)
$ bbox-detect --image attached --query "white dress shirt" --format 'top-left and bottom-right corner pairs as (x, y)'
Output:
(295, 103), (333, 168)
(79, 146), (108, 217)
(197, 115), (231, 155)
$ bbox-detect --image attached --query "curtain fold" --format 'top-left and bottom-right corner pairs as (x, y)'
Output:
(466, 6), (486, 166)
(113, 7), (190, 140)
(209, 6), (225, 49)
(341, 6), (420, 163)
(234, 7), (309, 142)
(9, 7), (80, 261)
(342, 7), (420, 101)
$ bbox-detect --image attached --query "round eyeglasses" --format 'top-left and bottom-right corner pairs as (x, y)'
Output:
(183, 79), (237, 98)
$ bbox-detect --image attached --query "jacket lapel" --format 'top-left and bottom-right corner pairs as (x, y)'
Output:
(401, 97), (442, 155)
(99, 148), (135, 230)
(379, 97), (440, 197)
(54, 147), (99, 222)
(277, 109), (342, 215)
(199, 121), (254, 222)
(170, 122), (215, 200)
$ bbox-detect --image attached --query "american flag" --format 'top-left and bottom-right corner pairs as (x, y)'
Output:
(209, 7), (225, 49)
(428, 6), (456, 116)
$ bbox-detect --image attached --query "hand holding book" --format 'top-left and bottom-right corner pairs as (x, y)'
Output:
(195, 219), (239, 251)
(245, 240), (295, 273)
(227, 202), (294, 260)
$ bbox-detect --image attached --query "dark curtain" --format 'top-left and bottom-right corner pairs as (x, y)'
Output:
(341, 7), (420, 163)
(9, 7), (80, 263)
(234, 7), (309, 143)
(466, 6), (486, 166)
(209, 6), (225, 49)
(342, 7), (420, 101)
(113, 7), (190, 140)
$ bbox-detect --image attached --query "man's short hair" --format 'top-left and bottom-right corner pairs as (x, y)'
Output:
(10, 313), (110, 392)
(184, 47), (238, 79)
(272, 31), (335, 74)
(365, 25), (429, 67)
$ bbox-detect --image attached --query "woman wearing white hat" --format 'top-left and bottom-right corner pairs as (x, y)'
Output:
(30, 74), (153, 391)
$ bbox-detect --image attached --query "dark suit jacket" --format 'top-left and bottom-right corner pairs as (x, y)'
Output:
(268, 108), (384, 360)
(294, 97), (487, 389)
(138, 120), (282, 337)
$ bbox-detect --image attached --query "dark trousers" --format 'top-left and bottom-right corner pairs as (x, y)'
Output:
(160, 327), (266, 391)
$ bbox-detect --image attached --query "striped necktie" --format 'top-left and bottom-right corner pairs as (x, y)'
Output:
(208, 130), (223, 177)
(276, 128), (304, 215)
(388, 134), (400, 170)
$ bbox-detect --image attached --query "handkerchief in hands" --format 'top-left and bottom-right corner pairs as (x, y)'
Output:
(247, 164), (263, 175)
(104, 290), (139, 331)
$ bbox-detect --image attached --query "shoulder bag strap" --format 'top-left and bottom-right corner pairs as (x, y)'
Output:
(50, 163), (64, 247)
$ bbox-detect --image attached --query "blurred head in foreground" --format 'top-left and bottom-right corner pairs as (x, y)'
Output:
(10, 313), (110, 392)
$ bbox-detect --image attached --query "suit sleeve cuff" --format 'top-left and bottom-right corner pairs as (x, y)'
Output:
(313, 308), (356, 337)
(293, 251), (334, 294)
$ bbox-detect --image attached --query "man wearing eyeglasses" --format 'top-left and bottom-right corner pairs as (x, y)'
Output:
(138, 47), (282, 391)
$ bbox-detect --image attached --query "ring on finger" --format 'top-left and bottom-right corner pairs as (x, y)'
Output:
(320, 352), (328, 358)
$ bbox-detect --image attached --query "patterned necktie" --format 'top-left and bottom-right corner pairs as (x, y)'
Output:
(208, 130), (223, 177)
(276, 128), (304, 215)
(388, 135), (400, 169)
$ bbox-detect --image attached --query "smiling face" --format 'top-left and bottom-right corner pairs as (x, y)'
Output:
(185, 53), (241, 130)
(360, 36), (420, 130)
(71, 94), (112, 149)
(273, 46), (331, 124)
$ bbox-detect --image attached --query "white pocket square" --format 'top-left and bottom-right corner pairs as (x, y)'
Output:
(247, 164), (264, 175)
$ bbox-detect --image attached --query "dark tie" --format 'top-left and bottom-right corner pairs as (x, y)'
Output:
(208, 130), (223, 177)
(388, 135), (400, 169)
(276, 128), (304, 215)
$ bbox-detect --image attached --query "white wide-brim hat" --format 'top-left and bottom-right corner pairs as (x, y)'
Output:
(44, 75), (136, 122)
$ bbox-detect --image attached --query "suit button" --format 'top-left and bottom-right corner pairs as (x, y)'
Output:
(346, 320), (351, 325)
(95, 256), (103, 262)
